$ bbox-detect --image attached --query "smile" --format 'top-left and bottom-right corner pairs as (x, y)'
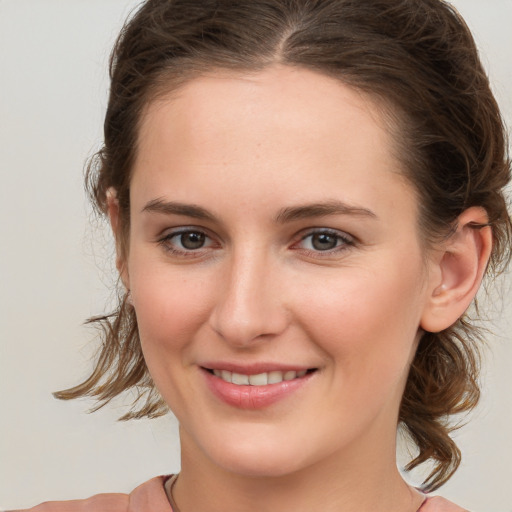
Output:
(202, 367), (316, 409)
(210, 369), (310, 386)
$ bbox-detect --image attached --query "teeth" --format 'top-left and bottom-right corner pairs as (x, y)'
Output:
(268, 370), (284, 384)
(232, 372), (249, 385)
(248, 373), (268, 386)
(212, 369), (310, 386)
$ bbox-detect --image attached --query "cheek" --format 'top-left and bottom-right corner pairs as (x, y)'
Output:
(129, 268), (216, 412)
(129, 261), (213, 365)
(295, 264), (426, 389)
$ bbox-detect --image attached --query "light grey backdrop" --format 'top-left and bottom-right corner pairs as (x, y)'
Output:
(1, 1), (511, 510)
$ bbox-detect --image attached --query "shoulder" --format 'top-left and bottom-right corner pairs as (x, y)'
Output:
(419, 495), (469, 512)
(13, 476), (172, 512)
(12, 493), (130, 511)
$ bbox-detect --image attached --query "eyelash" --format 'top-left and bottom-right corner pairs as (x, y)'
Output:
(156, 227), (355, 258)
(293, 228), (355, 257)
(157, 228), (217, 257)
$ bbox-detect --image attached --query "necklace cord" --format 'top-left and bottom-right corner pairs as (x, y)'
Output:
(164, 474), (181, 512)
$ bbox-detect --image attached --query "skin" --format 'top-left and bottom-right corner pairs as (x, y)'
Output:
(109, 65), (491, 512)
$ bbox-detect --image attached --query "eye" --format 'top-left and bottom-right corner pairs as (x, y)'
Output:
(177, 231), (206, 250)
(294, 229), (354, 254)
(157, 228), (216, 256)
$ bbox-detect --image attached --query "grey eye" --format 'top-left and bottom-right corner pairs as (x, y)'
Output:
(179, 231), (206, 250)
(297, 229), (354, 254)
(309, 233), (340, 251)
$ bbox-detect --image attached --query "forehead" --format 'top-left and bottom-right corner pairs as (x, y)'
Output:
(138, 66), (393, 161)
(132, 65), (415, 222)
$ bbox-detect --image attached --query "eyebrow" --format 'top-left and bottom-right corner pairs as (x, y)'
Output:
(141, 198), (377, 223)
(274, 200), (378, 223)
(142, 198), (216, 221)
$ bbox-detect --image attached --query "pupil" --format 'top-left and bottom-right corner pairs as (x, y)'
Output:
(181, 232), (205, 249)
(312, 233), (337, 251)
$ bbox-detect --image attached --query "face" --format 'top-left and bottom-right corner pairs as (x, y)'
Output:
(121, 66), (436, 478)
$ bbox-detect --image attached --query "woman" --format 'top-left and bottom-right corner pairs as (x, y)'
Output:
(11, 0), (511, 511)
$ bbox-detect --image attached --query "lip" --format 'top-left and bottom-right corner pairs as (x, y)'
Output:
(201, 365), (316, 409)
(201, 361), (312, 374)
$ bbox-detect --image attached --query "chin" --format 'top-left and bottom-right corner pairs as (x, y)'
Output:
(197, 431), (318, 478)
(213, 453), (308, 478)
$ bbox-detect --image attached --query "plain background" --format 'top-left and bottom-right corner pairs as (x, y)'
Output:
(0, 1), (511, 510)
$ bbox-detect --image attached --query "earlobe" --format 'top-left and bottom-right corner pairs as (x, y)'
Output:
(106, 187), (130, 290)
(106, 187), (120, 234)
(420, 207), (492, 333)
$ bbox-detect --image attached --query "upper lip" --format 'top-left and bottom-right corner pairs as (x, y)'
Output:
(200, 362), (316, 375)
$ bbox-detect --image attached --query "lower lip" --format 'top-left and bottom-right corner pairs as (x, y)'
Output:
(202, 369), (314, 409)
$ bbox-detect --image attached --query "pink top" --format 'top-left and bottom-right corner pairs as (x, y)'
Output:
(419, 495), (469, 512)
(11, 476), (468, 511)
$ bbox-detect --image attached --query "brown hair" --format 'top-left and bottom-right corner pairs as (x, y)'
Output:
(56, 0), (511, 491)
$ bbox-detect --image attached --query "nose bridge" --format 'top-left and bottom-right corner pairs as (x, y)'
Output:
(209, 244), (287, 346)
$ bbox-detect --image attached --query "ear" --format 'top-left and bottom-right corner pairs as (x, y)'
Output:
(420, 207), (492, 333)
(106, 187), (130, 290)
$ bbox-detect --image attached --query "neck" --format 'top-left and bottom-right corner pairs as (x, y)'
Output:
(172, 428), (424, 512)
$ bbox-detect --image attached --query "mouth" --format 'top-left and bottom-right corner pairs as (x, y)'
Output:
(201, 365), (318, 409)
(203, 368), (318, 386)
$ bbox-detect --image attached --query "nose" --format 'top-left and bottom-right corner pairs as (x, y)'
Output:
(208, 249), (289, 347)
